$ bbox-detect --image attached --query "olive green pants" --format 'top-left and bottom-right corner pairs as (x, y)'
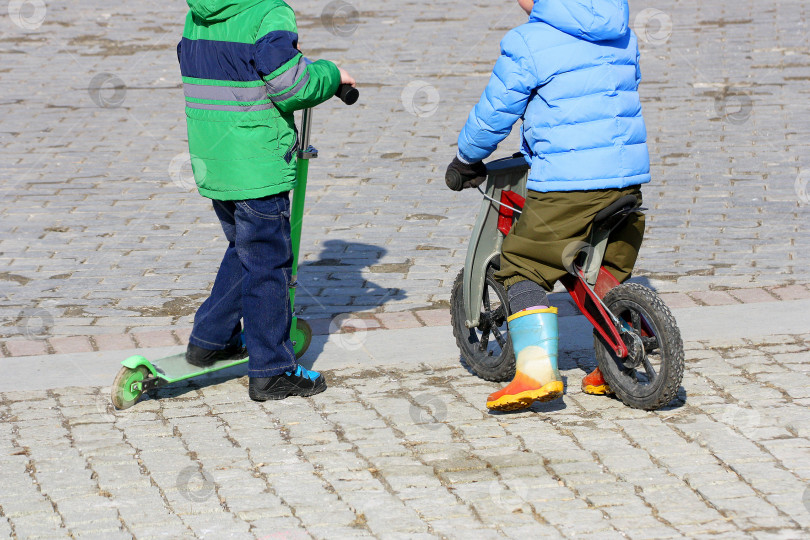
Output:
(495, 186), (645, 291)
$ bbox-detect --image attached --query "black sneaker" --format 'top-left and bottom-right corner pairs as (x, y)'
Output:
(185, 342), (247, 368)
(249, 365), (327, 401)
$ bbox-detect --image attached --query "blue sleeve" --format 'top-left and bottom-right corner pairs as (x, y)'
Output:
(457, 30), (538, 163)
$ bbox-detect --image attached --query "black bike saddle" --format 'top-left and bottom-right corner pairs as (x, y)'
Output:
(593, 194), (642, 232)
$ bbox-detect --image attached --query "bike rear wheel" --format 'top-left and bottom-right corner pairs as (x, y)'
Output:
(593, 283), (684, 410)
(450, 267), (515, 382)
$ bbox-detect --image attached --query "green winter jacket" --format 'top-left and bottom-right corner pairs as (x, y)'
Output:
(179, 0), (341, 200)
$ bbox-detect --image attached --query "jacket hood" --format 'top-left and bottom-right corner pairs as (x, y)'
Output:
(186, 0), (264, 22)
(529, 0), (629, 41)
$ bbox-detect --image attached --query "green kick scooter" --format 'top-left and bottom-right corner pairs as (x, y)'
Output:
(111, 85), (359, 410)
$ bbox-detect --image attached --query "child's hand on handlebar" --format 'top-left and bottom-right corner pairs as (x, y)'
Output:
(338, 67), (356, 87)
(445, 157), (487, 191)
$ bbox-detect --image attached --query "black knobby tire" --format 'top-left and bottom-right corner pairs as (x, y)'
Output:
(450, 267), (515, 382)
(593, 283), (684, 410)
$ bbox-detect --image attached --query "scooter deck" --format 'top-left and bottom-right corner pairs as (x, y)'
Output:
(149, 353), (248, 384)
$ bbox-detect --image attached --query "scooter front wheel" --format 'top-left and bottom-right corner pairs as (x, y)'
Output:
(111, 365), (151, 410)
(450, 267), (515, 382)
(593, 283), (684, 410)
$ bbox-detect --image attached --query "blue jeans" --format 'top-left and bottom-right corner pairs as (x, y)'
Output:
(189, 193), (297, 377)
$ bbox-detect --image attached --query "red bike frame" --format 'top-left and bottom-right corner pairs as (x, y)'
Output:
(496, 191), (630, 358)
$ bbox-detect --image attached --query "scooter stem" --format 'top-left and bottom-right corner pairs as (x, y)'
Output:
(289, 108), (316, 312)
(299, 107), (314, 153)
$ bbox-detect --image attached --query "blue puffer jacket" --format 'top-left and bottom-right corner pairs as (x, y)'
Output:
(457, 0), (650, 192)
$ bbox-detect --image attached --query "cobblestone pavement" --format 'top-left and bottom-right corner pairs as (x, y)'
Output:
(2, 2), (810, 538)
(2, 0), (810, 340)
(1, 332), (809, 539)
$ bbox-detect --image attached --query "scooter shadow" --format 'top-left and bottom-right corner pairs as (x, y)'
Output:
(144, 240), (405, 401)
(142, 355), (333, 402)
(146, 364), (250, 402)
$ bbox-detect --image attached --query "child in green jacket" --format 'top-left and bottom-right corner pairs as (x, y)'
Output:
(178, 0), (354, 401)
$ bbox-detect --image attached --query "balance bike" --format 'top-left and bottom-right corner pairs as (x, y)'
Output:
(449, 156), (684, 410)
(111, 85), (360, 410)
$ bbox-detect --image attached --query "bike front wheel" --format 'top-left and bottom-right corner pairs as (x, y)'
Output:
(450, 267), (515, 382)
(593, 283), (684, 410)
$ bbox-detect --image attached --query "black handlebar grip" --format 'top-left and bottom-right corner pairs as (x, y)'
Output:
(335, 84), (359, 105)
(445, 168), (464, 192)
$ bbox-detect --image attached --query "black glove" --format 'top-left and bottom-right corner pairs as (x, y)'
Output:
(445, 157), (487, 191)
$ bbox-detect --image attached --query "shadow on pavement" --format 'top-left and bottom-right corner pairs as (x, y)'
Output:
(148, 363), (249, 402)
(627, 275), (658, 291)
(147, 240), (406, 401)
(297, 239), (407, 311)
(459, 298), (687, 411)
(296, 239), (407, 365)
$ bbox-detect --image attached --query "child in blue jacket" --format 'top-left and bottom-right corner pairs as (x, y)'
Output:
(447, 0), (650, 411)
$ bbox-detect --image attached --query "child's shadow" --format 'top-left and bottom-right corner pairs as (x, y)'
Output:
(297, 239), (406, 312)
(296, 239), (407, 367)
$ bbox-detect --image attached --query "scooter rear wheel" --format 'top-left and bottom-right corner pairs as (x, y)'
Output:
(593, 283), (684, 410)
(450, 267), (515, 382)
(111, 365), (150, 410)
(292, 318), (312, 359)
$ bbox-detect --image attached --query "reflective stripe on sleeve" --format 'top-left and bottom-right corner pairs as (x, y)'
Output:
(268, 71), (310, 103)
(185, 101), (275, 112)
(183, 83), (269, 102)
(264, 57), (309, 97)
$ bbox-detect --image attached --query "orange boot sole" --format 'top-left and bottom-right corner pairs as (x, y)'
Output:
(486, 380), (564, 411)
(581, 367), (613, 395)
(582, 382), (612, 395)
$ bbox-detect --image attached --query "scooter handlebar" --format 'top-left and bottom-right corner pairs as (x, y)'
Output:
(335, 84), (359, 105)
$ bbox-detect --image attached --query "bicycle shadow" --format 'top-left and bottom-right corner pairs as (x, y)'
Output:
(558, 312), (687, 410)
(475, 295), (687, 414)
(626, 275), (659, 291)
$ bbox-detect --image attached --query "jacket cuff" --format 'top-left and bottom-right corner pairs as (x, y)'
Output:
(456, 149), (476, 165)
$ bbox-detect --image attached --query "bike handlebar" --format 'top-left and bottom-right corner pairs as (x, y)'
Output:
(445, 169), (464, 191)
(335, 84), (359, 105)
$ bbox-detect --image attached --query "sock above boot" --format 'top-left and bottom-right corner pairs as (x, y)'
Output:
(507, 279), (549, 313)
